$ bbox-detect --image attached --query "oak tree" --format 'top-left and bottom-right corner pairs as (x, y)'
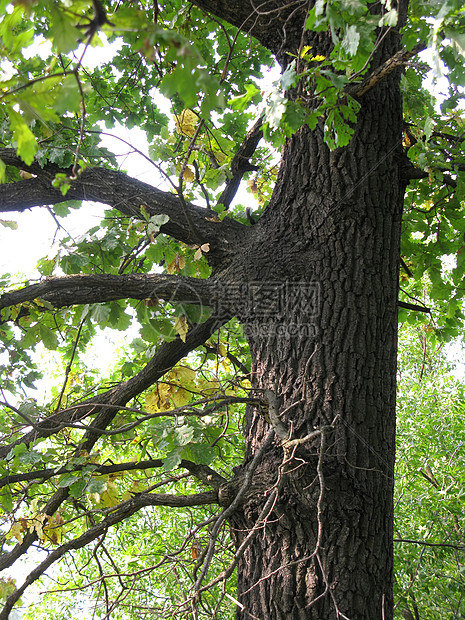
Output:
(0, 1), (464, 618)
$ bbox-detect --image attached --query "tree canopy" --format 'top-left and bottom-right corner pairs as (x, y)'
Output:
(0, 0), (465, 618)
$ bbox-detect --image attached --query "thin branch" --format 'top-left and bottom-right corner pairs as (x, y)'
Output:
(0, 313), (230, 586)
(347, 42), (427, 98)
(0, 457), (225, 490)
(394, 538), (465, 551)
(0, 71), (76, 101)
(0, 314), (230, 461)
(193, 428), (276, 591)
(55, 318), (86, 412)
(1, 395), (257, 454)
(400, 257), (414, 279)
(398, 301), (430, 313)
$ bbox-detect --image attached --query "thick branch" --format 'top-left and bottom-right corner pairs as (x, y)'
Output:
(218, 117), (263, 210)
(191, 0), (308, 59)
(0, 489), (218, 620)
(400, 164), (457, 189)
(0, 149), (246, 258)
(0, 273), (215, 311)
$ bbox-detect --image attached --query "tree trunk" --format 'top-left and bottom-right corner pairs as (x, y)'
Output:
(227, 40), (405, 619)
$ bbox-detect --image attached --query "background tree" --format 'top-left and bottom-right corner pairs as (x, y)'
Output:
(0, 1), (464, 618)
(395, 327), (465, 619)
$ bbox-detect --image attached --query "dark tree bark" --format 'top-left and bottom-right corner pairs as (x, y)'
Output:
(229, 105), (403, 618)
(0, 1), (411, 618)
(193, 3), (405, 618)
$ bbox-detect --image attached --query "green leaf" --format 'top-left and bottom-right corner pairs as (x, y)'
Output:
(163, 450), (182, 471)
(91, 304), (111, 325)
(182, 443), (215, 465)
(58, 473), (79, 488)
(69, 479), (88, 499)
(38, 324), (59, 350)
(379, 9), (398, 27)
(0, 219), (17, 230)
(341, 25), (360, 56)
(264, 91), (288, 130)
(147, 214), (170, 236)
(174, 425), (195, 446)
(0, 489), (13, 513)
(229, 83), (261, 112)
(424, 116), (434, 141)
(49, 10), (82, 54)
(8, 109), (38, 165)
(7, 443), (27, 461)
(53, 75), (82, 114)
(18, 449), (42, 465)
(280, 61), (298, 90)
(86, 478), (108, 495)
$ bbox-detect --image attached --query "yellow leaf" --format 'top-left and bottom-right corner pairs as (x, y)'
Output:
(171, 386), (191, 408)
(174, 109), (198, 137)
(171, 365), (197, 384)
(145, 390), (158, 413)
(44, 513), (64, 545)
(101, 481), (119, 508)
(167, 252), (185, 274)
(300, 45), (312, 58)
(183, 166), (195, 183)
(0, 577), (16, 601)
(174, 315), (189, 342)
(194, 243), (210, 260)
(213, 150), (227, 164)
(247, 178), (259, 194)
(30, 512), (47, 541)
(220, 358), (231, 372)
(197, 377), (220, 396)
(6, 521), (24, 544)
(146, 383), (174, 412)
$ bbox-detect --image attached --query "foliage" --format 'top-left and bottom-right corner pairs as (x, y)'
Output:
(395, 328), (465, 619)
(0, 0), (464, 617)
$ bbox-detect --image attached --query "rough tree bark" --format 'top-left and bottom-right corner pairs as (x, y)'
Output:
(194, 2), (406, 618)
(0, 1), (411, 618)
